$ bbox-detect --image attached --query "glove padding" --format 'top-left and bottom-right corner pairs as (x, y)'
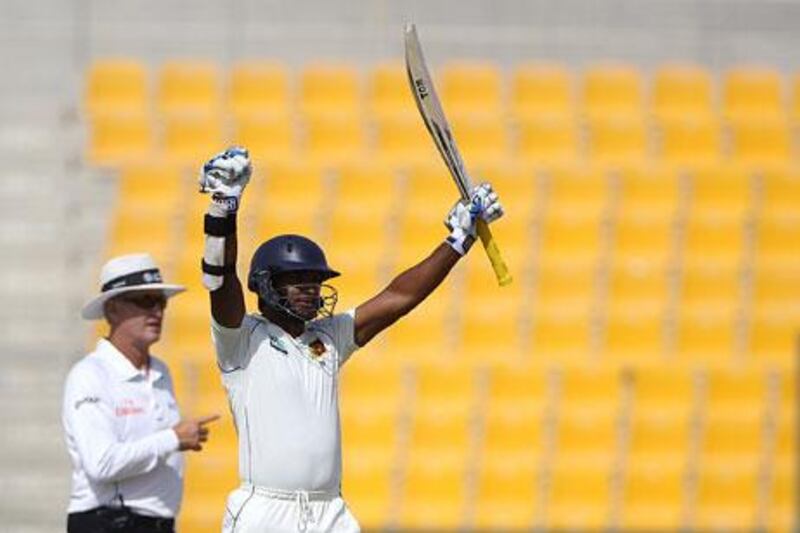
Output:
(444, 182), (504, 256)
(199, 146), (252, 217)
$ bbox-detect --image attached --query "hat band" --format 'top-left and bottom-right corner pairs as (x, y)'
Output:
(101, 268), (163, 292)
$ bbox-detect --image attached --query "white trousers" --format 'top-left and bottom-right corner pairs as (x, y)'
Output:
(222, 485), (361, 533)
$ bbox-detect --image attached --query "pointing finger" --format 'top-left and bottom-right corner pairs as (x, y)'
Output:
(198, 414), (221, 426)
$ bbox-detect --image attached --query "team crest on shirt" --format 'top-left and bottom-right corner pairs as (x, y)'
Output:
(309, 339), (327, 358)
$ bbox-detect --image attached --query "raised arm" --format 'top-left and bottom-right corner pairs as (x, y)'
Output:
(354, 183), (504, 347)
(199, 147), (252, 328)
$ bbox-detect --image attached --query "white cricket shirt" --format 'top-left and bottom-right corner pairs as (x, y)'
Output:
(62, 339), (183, 517)
(212, 311), (358, 492)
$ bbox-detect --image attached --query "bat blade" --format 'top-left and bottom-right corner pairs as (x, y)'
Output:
(404, 23), (512, 286)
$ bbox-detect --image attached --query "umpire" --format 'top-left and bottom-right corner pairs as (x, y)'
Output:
(62, 253), (219, 532)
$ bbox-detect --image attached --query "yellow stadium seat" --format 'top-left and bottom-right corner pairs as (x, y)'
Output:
(748, 308), (800, 365)
(722, 66), (784, 120)
(303, 114), (366, 165)
(620, 460), (687, 531)
(117, 163), (186, 213)
(398, 452), (468, 530)
(85, 59), (149, 117)
(441, 61), (502, 117)
(341, 406), (399, 450)
(652, 63), (714, 120)
(752, 264), (800, 314)
(157, 60), (221, 117)
(449, 113), (510, 167)
(705, 365), (766, 411)
(259, 160), (325, 222)
(372, 114), (437, 165)
(162, 114), (225, 166)
(229, 61), (289, 118)
(616, 164), (681, 218)
(679, 262), (742, 313)
(511, 62), (574, 119)
(555, 406), (617, 459)
(545, 459), (612, 530)
(693, 462), (760, 531)
(486, 362), (549, 409)
(690, 164), (753, 218)
(761, 166), (800, 218)
(403, 163), (456, 221)
(414, 362), (477, 413)
(587, 116), (648, 166)
(674, 307), (737, 363)
(700, 412), (763, 463)
(754, 213), (800, 269)
(384, 287), (452, 360)
(657, 116), (722, 168)
(729, 117), (792, 166)
(476, 161), (538, 221)
(534, 256), (597, 311)
(367, 61), (416, 119)
(516, 115), (579, 166)
(335, 161), (398, 216)
(342, 447), (395, 528)
(339, 358), (404, 412)
(547, 164), (610, 217)
(232, 114), (295, 165)
(632, 365), (695, 415)
(683, 212), (746, 268)
(627, 410), (691, 461)
(607, 258), (670, 310)
(299, 63), (360, 118)
(88, 113), (154, 166)
(582, 64), (644, 119)
(482, 401), (545, 458)
(538, 212), (603, 266)
(602, 307), (665, 364)
(458, 298), (524, 366)
(107, 209), (175, 266)
(560, 365), (621, 411)
(766, 465), (796, 533)
(531, 306), (593, 360)
(612, 212), (676, 264)
(473, 458), (538, 529)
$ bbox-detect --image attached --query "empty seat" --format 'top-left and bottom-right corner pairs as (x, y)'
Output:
(516, 115), (579, 166)
(413, 361), (477, 414)
(627, 409), (691, 461)
(674, 307), (737, 363)
(303, 114), (366, 165)
(372, 114), (436, 165)
(88, 113), (154, 166)
(476, 161), (538, 222)
(748, 308), (800, 365)
(85, 58), (149, 117)
(705, 365), (767, 415)
(657, 116), (721, 168)
(582, 64), (644, 119)
(367, 61), (416, 119)
(232, 114), (295, 165)
(385, 288), (452, 359)
(547, 164), (610, 217)
(679, 262), (742, 313)
(586, 116), (648, 166)
(449, 113), (510, 167)
(299, 63), (360, 118)
(693, 462), (759, 531)
(612, 211), (676, 264)
(534, 256), (597, 311)
(555, 405), (618, 459)
(700, 412), (763, 462)
(397, 452), (468, 529)
(602, 306), (665, 363)
(606, 258), (670, 310)
(485, 361), (549, 412)
(729, 117), (792, 166)
(117, 163), (185, 213)
(441, 61), (502, 116)
(530, 305), (593, 360)
(652, 63), (714, 120)
(616, 164), (681, 218)
(473, 458), (538, 529)
(162, 114), (225, 166)
(632, 364), (695, 415)
(257, 162), (326, 239)
(545, 459), (612, 530)
(690, 164), (753, 218)
(683, 212), (746, 268)
(754, 213), (800, 269)
(722, 66), (784, 120)
(761, 166), (800, 218)
(229, 61), (289, 118)
(752, 263), (800, 314)
(458, 298), (524, 366)
(342, 446), (395, 528)
(157, 60), (221, 117)
(620, 460), (687, 531)
(511, 62), (573, 119)
(538, 212), (602, 275)
(559, 366), (621, 412)
(334, 161), (398, 216)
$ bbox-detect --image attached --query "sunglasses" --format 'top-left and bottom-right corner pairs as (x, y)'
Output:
(119, 294), (168, 310)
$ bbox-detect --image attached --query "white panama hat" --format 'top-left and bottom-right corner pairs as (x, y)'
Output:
(81, 253), (186, 320)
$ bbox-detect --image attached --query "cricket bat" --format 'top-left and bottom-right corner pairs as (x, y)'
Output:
(404, 23), (512, 286)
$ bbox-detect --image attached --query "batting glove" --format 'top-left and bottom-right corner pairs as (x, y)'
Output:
(199, 146), (252, 217)
(444, 182), (504, 256)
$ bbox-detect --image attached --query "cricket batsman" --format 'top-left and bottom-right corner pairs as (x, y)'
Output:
(198, 146), (504, 532)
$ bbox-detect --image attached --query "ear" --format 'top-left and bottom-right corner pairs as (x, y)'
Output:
(103, 299), (120, 325)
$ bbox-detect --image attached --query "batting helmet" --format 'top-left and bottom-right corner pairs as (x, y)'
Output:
(247, 234), (340, 321)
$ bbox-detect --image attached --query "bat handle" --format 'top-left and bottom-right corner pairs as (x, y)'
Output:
(476, 219), (513, 287)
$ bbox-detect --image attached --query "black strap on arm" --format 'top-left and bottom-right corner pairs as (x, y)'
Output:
(202, 260), (237, 276)
(204, 214), (237, 237)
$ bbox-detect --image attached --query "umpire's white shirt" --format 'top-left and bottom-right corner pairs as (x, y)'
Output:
(62, 339), (183, 517)
(212, 311), (358, 492)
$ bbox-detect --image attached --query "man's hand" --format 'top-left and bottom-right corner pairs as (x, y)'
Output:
(173, 414), (220, 452)
(444, 182), (504, 256)
(199, 146), (252, 217)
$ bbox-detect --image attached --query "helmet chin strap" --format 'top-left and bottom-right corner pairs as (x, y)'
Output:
(254, 271), (337, 324)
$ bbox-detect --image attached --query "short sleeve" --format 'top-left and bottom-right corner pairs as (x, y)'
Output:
(211, 316), (251, 371)
(331, 309), (358, 366)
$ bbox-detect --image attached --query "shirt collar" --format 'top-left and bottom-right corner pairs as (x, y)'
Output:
(96, 338), (162, 383)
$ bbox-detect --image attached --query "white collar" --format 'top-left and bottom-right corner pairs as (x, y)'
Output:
(96, 338), (163, 383)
